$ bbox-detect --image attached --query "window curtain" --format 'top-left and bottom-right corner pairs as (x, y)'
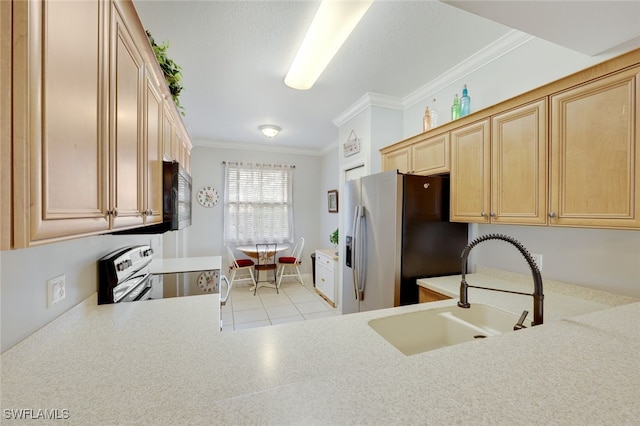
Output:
(223, 162), (294, 245)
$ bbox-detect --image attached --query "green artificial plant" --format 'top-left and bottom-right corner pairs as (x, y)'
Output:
(329, 228), (339, 246)
(146, 30), (185, 115)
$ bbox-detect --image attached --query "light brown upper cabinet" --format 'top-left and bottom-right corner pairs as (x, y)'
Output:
(491, 99), (548, 225)
(162, 102), (175, 161)
(381, 147), (411, 174)
(143, 67), (164, 226)
(381, 132), (449, 176)
(450, 120), (491, 223)
(412, 133), (450, 175)
(109, 2), (145, 230)
(1, 0), (12, 250)
(10, 0), (192, 248)
(12, 0), (111, 247)
(450, 101), (547, 225)
(550, 68), (639, 229)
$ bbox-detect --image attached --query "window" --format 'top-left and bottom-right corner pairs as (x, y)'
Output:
(223, 162), (294, 245)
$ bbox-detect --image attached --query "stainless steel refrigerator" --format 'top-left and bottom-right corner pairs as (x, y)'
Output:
(342, 170), (468, 314)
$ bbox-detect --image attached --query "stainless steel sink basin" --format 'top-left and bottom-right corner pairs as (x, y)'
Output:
(368, 304), (520, 356)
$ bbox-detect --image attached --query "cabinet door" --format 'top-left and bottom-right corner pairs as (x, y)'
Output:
(491, 99), (548, 225)
(1, 0), (12, 250)
(144, 69), (163, 225)
(382, 147), (411, 173)
(162, 102), (175, 160)
(550, 68), (639, 229)
(412, 133), (450, 175)
(12, 0), (109, 247)
(450, 120), (490, 223)
(110, 4), (144, 229)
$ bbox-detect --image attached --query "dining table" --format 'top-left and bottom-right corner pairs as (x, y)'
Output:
(234, 244), (290, 291)
(234, 244), (290, 259)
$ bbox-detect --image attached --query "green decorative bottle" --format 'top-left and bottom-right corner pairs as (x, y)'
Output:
(451, 94), (461, 120)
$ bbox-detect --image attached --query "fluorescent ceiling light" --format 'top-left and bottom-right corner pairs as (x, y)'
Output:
(284, 0), (373, 90)
(259, 125), (281, 138)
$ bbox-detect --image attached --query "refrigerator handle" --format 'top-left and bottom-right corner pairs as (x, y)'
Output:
(354, 206), (366, 300)
(356, 206), (366, 301)
(351, 205), (361, 300)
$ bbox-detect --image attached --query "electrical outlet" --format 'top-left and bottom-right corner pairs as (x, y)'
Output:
(531, 253), (543, 271)
(47, 274), (66, 307)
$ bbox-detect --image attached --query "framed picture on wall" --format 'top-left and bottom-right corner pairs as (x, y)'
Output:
(328, 190), (338, 213)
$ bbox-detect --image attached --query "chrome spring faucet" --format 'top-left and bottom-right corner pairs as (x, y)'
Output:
(458, 234), (544, 327)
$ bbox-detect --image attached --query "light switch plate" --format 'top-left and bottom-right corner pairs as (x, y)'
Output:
(47, 274), (66, 307)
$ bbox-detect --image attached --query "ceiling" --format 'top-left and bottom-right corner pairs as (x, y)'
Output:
(133, 0), (640, 154)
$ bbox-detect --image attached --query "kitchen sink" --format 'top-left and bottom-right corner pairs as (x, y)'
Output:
(368, 304), (521, 356)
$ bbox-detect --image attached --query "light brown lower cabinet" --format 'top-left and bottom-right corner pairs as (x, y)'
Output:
(418, 286), (451, 303)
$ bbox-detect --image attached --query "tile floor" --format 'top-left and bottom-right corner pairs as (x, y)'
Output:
(221, 274), (339, 332)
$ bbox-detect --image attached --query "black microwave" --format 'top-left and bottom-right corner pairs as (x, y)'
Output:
(114, 161), (192, 235)
(162, 160), (192, 231)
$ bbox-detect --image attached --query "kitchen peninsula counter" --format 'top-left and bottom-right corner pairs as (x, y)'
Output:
(1, 273), (638, 425)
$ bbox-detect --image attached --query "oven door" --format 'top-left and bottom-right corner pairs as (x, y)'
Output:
(113, 274), (153, 303)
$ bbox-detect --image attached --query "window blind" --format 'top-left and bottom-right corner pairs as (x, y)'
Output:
(223, 162), (294, 245)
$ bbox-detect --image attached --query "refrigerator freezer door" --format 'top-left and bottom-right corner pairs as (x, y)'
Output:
(359, 171), (402, 311)
(341, 178), (361, 314)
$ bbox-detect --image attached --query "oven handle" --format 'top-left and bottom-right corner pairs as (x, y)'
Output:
(220, 274), (231, 307)
(135, 281), (153, 301)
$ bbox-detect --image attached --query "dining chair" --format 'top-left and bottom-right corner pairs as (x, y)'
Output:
(226, 245), (257, 289)
(254, 243), (278, 295)
(277, 237), (305, 288)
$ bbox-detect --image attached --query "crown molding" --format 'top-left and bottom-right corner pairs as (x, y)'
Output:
(403, 30), (535, 109)
(192, 138), (332, 157)
(332, 92), (403, 128)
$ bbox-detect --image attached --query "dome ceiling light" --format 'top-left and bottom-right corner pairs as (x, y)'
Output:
(259, 125), (281, 138)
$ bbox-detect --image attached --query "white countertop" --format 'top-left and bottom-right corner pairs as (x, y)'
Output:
(148, 255), (221, 274)
(1, 269), (638, 425)
(316, 248), (338, 259)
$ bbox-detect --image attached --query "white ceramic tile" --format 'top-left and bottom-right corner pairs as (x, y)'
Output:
(265, 304), (301, 319)
(282, 285), (311, 295)
(257, 290), (281, 299)
(233, 308), (269, 324)
(229, 287), (255, 301)
(221, 324), (234, 333)
(221, 311), (234, 324)
(233, 320), (271, 331)
(232, 298), (264, 312)
(288, 291), (318, 303)
(295, 300), (331, 314)
(260, 295), (294, 308)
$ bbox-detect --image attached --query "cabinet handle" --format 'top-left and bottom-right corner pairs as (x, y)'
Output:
(480, 211), (487, 217)
(548, 212), (556, 218)
(112, 208), (118, 218)
(490, 212), (496, 218)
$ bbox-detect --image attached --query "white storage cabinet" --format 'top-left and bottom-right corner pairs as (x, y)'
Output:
(315, 249), (338, 307)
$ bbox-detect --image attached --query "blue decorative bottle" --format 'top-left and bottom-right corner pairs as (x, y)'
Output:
(460, 84), (471, 117)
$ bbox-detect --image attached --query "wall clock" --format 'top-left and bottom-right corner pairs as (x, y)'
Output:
(197, 270), (219, 293)
(197, 186), (220, 207)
